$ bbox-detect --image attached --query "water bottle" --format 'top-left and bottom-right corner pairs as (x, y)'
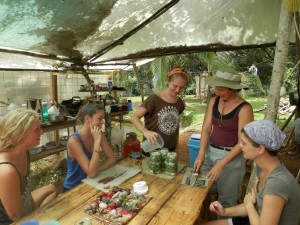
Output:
(42, 101), (49, 121)
(127, 100), (132, 111)
(107, 80), (113, 89)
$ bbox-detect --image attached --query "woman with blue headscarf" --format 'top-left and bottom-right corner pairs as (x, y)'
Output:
(201, 120), (300, 225)
(63, 103), (116, 191)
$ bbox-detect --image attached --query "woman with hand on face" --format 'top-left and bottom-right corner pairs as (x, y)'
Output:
(131, 66), (188, 155)
(194, 69), (254, 209)
(63, 103), (116, 192)
(0, 109), (58, 224)
(202, 120), (300, 225)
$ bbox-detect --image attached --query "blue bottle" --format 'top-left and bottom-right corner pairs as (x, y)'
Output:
(127, 100), (132, 111)
(107, 80), (113, 89)
(42, 101), (49, 121)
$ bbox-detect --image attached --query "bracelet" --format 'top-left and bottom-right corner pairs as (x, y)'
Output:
(141, 127), (147, 134)
(93, 150), (101, 154)
(93, 147), (102, 154)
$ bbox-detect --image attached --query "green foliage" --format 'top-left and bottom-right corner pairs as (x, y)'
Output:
(284, 67), (297, 93)
(243, 76), (265, 97)
(31, 167), (65, 188)
(180, 111), (193, 127)
(225, 47), (275, 88)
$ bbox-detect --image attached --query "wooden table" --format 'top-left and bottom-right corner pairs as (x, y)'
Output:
(16, 158), (212, 225)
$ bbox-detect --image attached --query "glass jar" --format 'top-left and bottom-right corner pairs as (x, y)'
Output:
(165, 152), (178, 176)
(149, 150), (161, 174)
(160, 148), (169, 171)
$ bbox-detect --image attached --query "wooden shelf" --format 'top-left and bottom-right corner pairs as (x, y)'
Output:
(109, 111), (129, 117)
(78, 88), (126, 92)
(30, 145), (66, 162)
(41, 118), (77, 132)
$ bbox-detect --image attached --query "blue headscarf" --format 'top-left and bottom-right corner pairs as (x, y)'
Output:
(243, 120), (286, 151)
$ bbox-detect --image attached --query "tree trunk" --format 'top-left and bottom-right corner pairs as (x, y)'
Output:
(247, 1), (294, 194)
(265, 2), (294, 121)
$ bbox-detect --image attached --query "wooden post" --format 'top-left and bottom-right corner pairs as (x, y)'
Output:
(117, 70), (122, 86)
(51, 73), (59, 141)
(133, 63), (144, 102)
(51, 73), (58, 103)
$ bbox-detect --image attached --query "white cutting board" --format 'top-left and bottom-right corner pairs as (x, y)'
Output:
(82, 164), (140, 192)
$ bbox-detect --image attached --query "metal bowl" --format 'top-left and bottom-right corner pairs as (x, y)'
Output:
(49, 115), (64, 122)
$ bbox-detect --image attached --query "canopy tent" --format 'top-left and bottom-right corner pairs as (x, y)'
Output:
(0, 0), (295, 71)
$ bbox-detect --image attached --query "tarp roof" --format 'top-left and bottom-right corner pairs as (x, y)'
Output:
(0, 0), (294, 71)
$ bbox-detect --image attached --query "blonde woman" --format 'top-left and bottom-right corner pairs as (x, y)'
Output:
(63, 103), (116, 191)
(0, 109), (57, 224)
(131, 66), (188, 155)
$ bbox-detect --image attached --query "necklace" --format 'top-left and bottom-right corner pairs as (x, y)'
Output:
(218, 100), (226, 127)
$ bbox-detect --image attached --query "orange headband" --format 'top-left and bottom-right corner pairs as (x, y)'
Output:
(168, 68), (189, 78)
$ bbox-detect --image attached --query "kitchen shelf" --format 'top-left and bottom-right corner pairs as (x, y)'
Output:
(30, 145), (66, 162)
(78, 88), (126, 92)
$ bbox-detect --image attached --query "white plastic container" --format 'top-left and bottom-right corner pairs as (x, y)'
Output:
(141, 133), (164, 153)
(133, 181), (148, 195)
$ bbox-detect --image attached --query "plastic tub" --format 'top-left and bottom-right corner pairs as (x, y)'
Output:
(188, 133), (200, 167)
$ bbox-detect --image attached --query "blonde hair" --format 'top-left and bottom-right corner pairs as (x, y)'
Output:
(0, 108), (38, 152)
(167, 66), (189, 82)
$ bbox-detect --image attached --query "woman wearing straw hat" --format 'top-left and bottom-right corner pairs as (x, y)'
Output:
(194, 69), (253, 209)
(201, 120), (300, 225)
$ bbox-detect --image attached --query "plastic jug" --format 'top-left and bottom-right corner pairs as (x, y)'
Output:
(141, 133), (164, 153)
(123, 132), (140, 158)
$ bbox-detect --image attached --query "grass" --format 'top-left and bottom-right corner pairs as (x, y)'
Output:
(126, 95), (294, 134)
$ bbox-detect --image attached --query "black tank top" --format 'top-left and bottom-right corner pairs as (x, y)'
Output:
(211, 96), (251, 147)
(0, 158), (32, 224)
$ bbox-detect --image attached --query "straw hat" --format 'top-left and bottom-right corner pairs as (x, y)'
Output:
(206, 69), (245, 90)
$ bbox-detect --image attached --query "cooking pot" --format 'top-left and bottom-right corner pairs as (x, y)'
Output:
(61, 96), (83, 116)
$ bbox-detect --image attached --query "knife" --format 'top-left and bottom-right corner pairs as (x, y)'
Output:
(190, 172), (198, 187)
(100, 171), (127, 184)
